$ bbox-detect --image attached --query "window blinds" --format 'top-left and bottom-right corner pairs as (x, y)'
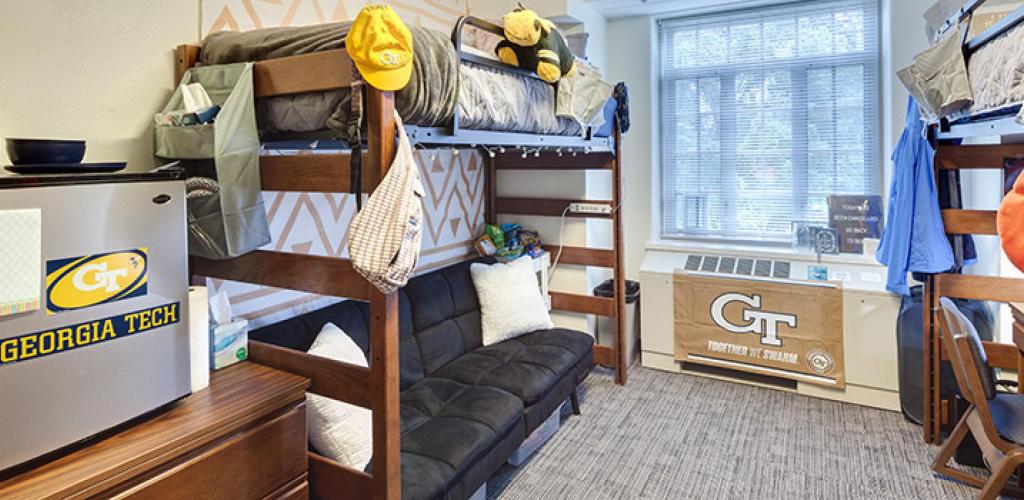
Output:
(658, 0), (881, 242)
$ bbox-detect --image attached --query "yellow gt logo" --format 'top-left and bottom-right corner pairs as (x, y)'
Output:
(46, 249), (148, 314)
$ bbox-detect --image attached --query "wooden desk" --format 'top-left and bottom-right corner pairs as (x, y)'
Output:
(0, 362), (310, 500)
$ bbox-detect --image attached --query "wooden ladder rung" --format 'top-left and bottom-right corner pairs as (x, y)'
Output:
(541, 245), (614, 267)
(935, 143), (1024, 170)
(941, 209), (998, 235)
(938, 341), (1019, 370)
(550, 291), (616, 316)
(495, 197), (613, 218)
(191, 250), (371, 300)
(934, 273), (1024, 303)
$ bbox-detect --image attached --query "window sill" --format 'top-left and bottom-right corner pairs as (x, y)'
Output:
(645, 238), (885, 268)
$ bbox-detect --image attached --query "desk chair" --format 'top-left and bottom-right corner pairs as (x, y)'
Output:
(933, 297), (1024, 499)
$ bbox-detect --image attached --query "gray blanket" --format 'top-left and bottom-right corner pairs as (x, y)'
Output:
(202, 23), (457, 136)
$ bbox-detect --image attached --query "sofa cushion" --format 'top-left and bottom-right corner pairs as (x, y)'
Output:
(432, 328), (594, 405)
(399, 377), (523, 500)
(403, 259), (491, 375)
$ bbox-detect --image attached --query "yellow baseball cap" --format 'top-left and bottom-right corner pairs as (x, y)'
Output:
(346, 5), (414, 91)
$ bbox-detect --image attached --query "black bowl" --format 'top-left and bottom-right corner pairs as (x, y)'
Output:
(6, 138), (86, 165)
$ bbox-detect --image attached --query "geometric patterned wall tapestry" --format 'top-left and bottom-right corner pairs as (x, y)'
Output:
(201, 1), (481, 327)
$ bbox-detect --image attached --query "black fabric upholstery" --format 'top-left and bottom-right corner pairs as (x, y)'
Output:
(989, 393), (1024, 445)
(399, 377), (523, 500)
(250, 257), (593, 500)
(403, 260), (488, 375)
(433, 328), (594, 405)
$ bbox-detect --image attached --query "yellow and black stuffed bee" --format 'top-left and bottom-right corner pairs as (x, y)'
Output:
(495, 4), (577, 83)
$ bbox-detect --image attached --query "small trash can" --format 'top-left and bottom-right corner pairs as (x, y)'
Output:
(594, 279), (640, 366)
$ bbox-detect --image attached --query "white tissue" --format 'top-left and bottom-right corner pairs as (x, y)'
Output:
(188, 286), (210, 392)
(209, 290), (233, 326)
(182, 83), (213, 113)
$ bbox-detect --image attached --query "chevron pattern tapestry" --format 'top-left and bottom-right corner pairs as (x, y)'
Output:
(201, 1), (480, 326)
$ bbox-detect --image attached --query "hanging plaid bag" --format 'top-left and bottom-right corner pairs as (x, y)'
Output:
(348, 111), (424, 294)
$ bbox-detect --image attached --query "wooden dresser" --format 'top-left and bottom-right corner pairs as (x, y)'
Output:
(0, 362), (310, 500)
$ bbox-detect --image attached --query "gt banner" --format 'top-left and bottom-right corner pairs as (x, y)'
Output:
(674, 271), (845, 387)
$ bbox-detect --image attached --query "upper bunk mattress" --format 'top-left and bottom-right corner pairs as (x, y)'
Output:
(945, 15), (1024, 124)
(200, 23), (582, 137)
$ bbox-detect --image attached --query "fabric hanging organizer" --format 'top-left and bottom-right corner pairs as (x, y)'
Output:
(155, 62), (271, 260)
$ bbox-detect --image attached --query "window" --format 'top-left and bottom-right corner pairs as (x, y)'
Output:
(658, 0), (880, 242)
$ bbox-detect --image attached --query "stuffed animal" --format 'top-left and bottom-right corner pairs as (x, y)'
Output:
(999, 173), (1024, 272)
(495, 4), (577, 83)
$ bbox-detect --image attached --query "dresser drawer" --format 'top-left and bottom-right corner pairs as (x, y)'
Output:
(114, 403), (307, 500)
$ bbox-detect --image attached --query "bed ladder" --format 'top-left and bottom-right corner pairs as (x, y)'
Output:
(923, 143), (1024, 444)
(485, 130), (629, 385)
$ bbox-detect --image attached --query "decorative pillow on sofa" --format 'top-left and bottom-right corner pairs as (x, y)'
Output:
(471, 257), (553, 346)
(306, 322), (373, 469)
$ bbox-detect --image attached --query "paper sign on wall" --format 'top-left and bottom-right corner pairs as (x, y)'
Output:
(674, 272), (845, 387)
(0, 209), (42, 317)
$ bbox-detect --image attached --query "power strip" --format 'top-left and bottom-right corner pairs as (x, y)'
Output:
(569, 202), (613, 215)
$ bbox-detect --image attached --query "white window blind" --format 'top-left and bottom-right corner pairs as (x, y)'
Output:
(658, 0), (881, 242)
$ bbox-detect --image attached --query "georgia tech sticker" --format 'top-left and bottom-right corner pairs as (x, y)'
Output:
(46, 249), (148, 315)
(0, 302), (179, 366)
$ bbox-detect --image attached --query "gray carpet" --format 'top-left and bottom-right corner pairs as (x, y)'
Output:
(489, 367), (977, 500)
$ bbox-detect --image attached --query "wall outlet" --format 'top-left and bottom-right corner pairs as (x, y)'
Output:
(569, 202), (613, 215)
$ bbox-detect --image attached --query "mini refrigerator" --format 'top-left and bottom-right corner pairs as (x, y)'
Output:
(0, 171), (191, 472)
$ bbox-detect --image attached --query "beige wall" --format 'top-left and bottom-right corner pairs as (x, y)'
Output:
(0, 0), (201, 171)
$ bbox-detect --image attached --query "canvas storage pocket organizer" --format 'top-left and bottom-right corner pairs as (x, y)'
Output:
(155, 62), (271, 260)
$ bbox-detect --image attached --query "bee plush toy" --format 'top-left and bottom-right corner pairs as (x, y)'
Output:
(495, 4), (577, 84)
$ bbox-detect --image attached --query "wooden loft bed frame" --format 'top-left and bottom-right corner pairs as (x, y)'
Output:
(175, 18), (627, 500)
(919, 6), (1024, 445)
(921, 143), (1024, 445)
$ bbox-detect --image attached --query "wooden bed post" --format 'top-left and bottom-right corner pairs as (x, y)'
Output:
(366, 86), (402, 500)
(174, 44), (200, 86)
(612, 127), (628, 385)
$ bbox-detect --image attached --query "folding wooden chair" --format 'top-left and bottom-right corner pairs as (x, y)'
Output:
(933, 297), (1024, 499)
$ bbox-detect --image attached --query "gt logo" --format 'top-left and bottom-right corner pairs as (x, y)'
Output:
(46, 249), (148, 315)
(710, 292), (796, 347)
(379, 50), (401, 66)
(72, 263), (129, 293)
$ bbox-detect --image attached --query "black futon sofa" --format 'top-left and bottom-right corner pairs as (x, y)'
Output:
(250, 258), (595, 500)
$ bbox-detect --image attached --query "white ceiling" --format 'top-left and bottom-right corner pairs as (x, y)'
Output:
(584, 0), (837, 19)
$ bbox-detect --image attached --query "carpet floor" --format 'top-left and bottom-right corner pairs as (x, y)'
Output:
(489, 367), (978, 500)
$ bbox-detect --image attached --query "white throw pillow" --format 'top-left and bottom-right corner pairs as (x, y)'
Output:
(306, 323), (372, 469)
(471, 257), (553, 346)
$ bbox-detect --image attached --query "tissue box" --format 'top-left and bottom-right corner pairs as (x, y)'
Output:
(210, 320), (248, 370)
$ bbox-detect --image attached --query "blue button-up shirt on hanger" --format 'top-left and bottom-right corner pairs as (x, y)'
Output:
(876, 97), (954, 295)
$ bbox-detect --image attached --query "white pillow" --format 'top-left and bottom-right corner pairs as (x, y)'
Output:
(306, 322), (372, 469)
(471, 257), (553, 346)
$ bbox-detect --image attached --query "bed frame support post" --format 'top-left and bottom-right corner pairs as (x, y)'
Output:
(611, 127), (628, 385)
(367, 86), (402, 500)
